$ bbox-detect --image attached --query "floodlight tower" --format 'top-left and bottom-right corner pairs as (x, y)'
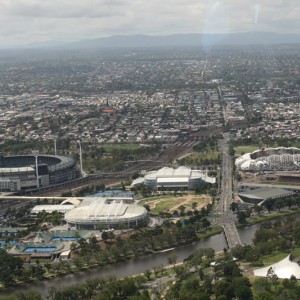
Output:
(53, 136), (58, 156)
(77, 140), (83, 176)
(32, 150), (40, 189)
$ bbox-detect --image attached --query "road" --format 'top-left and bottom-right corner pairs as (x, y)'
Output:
(215, 133), (242, 249)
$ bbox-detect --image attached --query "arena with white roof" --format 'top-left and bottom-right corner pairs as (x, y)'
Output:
(131, 166), (216, 191)
(235, 147), (300, 172)
(64, 198), (149, 230)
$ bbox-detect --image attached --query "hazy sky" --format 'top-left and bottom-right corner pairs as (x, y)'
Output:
(0, 0), (299, 47)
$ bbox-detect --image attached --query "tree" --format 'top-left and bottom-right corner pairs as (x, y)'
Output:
(230, 202), (238, 212)
(143, 204), (151, 212)
(178, 205), (186, 216)
(237, 211), (247, 224)
(168, 253), (178, 266)
(274, 199), (283, 212)
(144, 269), (151, 280)
(101, 231), (109, 242)
(202, 218), (211, 229)
(0, 249), (23, 286)
(253, 204), (264, 215)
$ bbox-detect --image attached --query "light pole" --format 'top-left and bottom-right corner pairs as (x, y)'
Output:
(77, 140), (83, 176)
(53, 137), (57, 156)
(32, 150), (39, 189)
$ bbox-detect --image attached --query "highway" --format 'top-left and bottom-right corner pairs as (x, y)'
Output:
(216, 133), (242, 249)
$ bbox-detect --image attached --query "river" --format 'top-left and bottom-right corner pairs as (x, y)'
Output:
(1, 220), (267, 297)
(3, 213), (299, 297)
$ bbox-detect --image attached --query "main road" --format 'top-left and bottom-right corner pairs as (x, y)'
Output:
(215, 133), (242, 249)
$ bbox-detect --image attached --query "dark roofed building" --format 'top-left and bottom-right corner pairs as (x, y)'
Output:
(237, 188), (293, 205)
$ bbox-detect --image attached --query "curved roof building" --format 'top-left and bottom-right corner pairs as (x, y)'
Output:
(65, 198), (148, 230)
(131, 166), (216, 191)
(235, 147), (300, 172)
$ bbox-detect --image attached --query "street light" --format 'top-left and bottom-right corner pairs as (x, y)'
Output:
(32, 150), (39, 189)
(77, 140), (83, 176)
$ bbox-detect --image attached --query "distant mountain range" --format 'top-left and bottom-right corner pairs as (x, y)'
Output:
(19, 32), (300, 50)
(65, 32), (300, 49)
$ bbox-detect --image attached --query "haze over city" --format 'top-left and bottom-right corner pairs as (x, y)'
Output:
(1, 0), (300, 48)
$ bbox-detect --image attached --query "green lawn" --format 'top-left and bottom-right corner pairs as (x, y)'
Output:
(261, 251), (289, 265)
(244, 209), (300, 226)
(291, 247), (300, 260)
(139, 195), (208, 214)
(235, 145), (259, 155)
(152, 199), (186, 213)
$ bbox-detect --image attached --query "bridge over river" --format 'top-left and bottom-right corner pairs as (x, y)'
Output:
(216, 133), (243, 249)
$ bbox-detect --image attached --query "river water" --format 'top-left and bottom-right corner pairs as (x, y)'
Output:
(2, 214), (297, 297)
(1, 222), (263, 297)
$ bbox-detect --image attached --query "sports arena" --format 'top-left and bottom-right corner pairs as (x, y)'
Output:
(65, 198), (149, 230)
(131, 166), (216, 191)
(235, 147), (300, 172)
(0, 154), (79, 192)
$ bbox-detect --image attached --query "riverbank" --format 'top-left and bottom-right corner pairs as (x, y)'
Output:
(236, 208), (300, 228)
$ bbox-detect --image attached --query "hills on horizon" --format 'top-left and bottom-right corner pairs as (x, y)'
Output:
(68, 32), (300, 49)
(8, 31), (300, 50)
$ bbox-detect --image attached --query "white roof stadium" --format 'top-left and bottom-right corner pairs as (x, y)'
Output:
(64, 198), (148, 227)
(131, 166), (216, 190)
(235, 147), (300, 171)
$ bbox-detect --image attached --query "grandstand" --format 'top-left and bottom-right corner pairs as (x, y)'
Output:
(0, 154), (79, 192)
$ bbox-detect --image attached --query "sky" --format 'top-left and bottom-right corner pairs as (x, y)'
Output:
(0, 0), (299, 48)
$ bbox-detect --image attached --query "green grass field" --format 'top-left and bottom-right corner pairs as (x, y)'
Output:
(260, 252), (289, 265)
(152, 199), (185, 213)
(235, 145), (259, 155)
(292, 247), (300, 260)
(139, 195), (209, 214)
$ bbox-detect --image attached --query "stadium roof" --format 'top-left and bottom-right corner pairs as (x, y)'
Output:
(144, 166), (215, 182)
(157, 177), (189, 184)
(31, 205), (75, 214)
(65, 198), (147, 224)
(61, 198), (81, 206)
(0, 166), (34, 173)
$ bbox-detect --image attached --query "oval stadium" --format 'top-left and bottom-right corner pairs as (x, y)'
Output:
(0, 154), (79, 192)
(65, 198), (149, 230)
